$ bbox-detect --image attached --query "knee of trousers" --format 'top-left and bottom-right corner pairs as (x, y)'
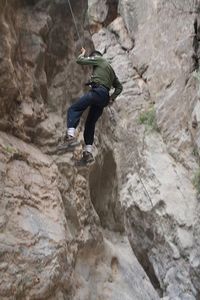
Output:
(68, 105), (75, 116)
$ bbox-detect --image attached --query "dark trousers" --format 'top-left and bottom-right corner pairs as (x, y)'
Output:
(67, 86), (109, 145)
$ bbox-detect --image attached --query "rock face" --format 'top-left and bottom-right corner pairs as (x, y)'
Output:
(91, 0), (200, 299)
(1, 0), (200, 299)
(0, 0), (159, 299)
(0, 132), (72, 299)
(0, 0), (92, 146)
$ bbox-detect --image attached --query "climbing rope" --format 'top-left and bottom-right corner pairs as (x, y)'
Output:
(3, 0), (7, 12)
(126, 129), (167, 241)
(67, 0), (82, 44)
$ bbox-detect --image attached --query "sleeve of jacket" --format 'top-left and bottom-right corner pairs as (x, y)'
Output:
(110, 75), (123, 100)
(76, 53), (100, 66)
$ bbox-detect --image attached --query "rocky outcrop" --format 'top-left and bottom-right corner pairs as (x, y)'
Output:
(0, 0), (159, 299)
(91, 0), (200, 299)
(0, 0), (92, 146)
(0, 132), (72, 299)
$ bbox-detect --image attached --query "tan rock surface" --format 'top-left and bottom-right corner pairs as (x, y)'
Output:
(0, 2), (160, 299)
(1, 0), (200, 299)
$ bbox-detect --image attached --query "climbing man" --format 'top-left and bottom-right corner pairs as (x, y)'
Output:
(61, 47), (123, 164)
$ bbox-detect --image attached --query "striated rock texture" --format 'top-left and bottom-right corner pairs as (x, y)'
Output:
(91, 0), (200, 299)
(0, 0), (92, 146)
(1, 0), (200, 299)
(0, 0), (159, 299)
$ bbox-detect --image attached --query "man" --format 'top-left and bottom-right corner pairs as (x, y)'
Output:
(63, 47), (123, 163)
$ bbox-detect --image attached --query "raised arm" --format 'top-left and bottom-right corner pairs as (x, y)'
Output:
(76, 47), (99, 66)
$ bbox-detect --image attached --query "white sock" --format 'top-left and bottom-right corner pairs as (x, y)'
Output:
(84, 145), (93, 153)
(67, 128), (75, 137)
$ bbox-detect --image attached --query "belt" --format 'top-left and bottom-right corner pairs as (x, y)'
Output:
(86, 82), (110, 92)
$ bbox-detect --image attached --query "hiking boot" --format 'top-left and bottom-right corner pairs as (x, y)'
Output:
(75, 151), (94, 166)
(82, 151), (94, 163)
(57, 134), (79, 152)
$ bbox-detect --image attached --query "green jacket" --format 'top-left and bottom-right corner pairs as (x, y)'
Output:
(76, 53), (123, 100)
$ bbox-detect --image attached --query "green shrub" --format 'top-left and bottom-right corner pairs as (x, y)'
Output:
(192, 169), (200, 194)
(5, 145), (16, 154)
(139, 107), (159, 132)
(193, 70), (200, 96)
(193, 70), (200, 81)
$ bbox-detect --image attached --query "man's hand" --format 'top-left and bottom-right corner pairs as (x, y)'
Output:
(81, 47), (86, 56)
(108, 97), (115, 106)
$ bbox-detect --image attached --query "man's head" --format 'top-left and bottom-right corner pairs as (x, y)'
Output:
(89, 50), (103, 57)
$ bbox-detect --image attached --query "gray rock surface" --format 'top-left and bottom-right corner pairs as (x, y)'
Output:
(92, 0), (200, 298)
(0, 0), (160, 299)
(1, 0), (200, 299)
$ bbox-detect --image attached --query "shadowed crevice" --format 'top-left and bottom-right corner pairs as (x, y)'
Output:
(104, 0), (119, 26)
(89, 150), (124, 232)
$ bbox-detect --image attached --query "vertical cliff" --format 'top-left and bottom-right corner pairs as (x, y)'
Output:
(0, 0), (159, 299)
(89, 0), (200, 299)
(1, 0), (200, 299)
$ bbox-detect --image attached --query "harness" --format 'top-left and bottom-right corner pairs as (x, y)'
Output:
(85, 82), (110, 92)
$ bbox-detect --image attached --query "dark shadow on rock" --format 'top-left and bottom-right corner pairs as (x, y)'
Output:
(89, 149), (124, 232)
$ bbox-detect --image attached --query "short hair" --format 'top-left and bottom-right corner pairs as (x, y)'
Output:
(89, 50), (103, 57)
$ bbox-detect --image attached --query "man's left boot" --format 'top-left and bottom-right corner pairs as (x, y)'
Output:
(57, 134), (80, 152)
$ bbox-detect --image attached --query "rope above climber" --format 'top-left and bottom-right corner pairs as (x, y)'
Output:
(58, 47), (123, 164)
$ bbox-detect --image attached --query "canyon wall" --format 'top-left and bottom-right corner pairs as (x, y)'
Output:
(0, 0), (200, 299)
(89, 0), (200, 299)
